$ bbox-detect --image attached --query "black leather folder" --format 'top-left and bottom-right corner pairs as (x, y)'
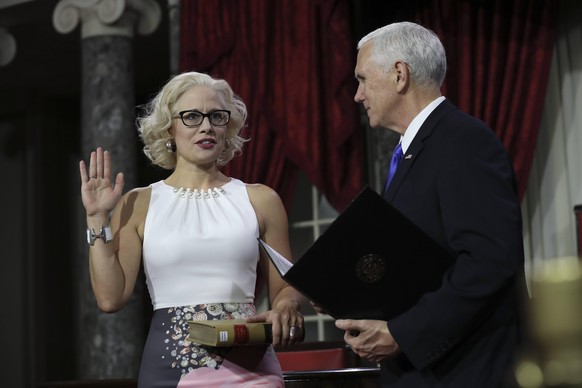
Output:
(260, 186), (455, 320)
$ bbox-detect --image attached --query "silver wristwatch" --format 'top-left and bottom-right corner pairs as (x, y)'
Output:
(86, 226), (113, 246)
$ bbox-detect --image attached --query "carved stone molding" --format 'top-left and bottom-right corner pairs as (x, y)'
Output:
(0, 27), (16, 66)
(52, 0), (161, 38)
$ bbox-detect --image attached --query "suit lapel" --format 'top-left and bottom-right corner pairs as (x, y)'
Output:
(384, 100), (457, 201)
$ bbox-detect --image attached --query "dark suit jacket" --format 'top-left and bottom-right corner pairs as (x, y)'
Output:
(381, 99), (526, 387)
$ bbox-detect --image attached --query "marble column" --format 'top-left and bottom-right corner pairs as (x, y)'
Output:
(53, 0), (161, 379)
(167, 0), (180, 75)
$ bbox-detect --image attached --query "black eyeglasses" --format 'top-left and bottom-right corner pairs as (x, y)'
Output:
(174, 109), (231, 127)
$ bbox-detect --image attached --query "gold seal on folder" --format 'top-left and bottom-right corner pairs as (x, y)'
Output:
(356, 254), (386, 283)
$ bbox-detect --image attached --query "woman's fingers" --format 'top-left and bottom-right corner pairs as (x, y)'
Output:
(79, 160), (88, 182)
(88, 149), (97, 179)
(103, 149), (112, 181)
(85, 147), (113, 181)
(95, 147), (103, 179)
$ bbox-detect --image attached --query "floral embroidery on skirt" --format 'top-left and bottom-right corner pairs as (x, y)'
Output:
(163, 303), (257, 374)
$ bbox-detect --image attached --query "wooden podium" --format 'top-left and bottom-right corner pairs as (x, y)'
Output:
(284, 367), (380, 387)
(39, 341), (381, 387)
(38, 368), (381, 388)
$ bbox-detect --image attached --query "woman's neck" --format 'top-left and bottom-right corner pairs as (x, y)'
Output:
(164, 167), (229, 190)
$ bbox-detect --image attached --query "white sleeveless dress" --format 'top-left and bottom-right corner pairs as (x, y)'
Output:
(137, 179), (283, 387)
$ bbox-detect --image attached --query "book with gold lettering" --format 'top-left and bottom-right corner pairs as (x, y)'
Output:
(187, 319), (273, 347)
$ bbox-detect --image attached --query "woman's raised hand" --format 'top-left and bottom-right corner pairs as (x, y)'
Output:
(79, 147), (125, 217)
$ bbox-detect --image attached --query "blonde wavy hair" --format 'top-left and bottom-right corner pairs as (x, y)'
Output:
(137, 71), (248, 169)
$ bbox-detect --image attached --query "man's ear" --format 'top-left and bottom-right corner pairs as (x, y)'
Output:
(394, 61), (410, 93)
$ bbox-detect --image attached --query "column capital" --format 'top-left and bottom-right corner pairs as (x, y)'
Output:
(0, 27), (16, 66)
(52, 0), (161, 39)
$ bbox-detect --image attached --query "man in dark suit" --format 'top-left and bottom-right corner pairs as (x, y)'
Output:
(335, 22), (526, 387)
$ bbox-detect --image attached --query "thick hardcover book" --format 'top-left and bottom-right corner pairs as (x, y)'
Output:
(187, 319), (273, 347)
(259, 186), (455, 321)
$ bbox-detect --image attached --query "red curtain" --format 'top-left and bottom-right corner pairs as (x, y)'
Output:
(179, 0), (364, 211)
(415, 0), (558, 199)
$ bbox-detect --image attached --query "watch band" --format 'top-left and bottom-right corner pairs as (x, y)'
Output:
(86, 226), (113, 246)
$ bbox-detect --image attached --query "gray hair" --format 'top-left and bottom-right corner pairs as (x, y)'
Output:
(358, 22), (447, 89)
(137, 71), (248, 170)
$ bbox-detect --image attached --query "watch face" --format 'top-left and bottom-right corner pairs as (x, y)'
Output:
(86, 228), (95, 245)
(101, 226), (113, 243)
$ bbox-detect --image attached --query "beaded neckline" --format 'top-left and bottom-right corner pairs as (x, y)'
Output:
(172, 186), (227, 199)
(162, 180), (231, 200)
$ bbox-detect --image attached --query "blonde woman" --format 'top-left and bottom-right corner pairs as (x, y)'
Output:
(80, 72), (303, 387)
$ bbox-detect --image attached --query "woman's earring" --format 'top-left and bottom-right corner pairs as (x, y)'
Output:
(166, 139), (176, 153)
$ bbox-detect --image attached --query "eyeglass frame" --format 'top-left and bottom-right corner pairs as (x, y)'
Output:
(173, 109), (231, 127)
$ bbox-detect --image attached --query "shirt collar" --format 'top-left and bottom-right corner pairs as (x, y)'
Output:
(400, 96), (446, 153)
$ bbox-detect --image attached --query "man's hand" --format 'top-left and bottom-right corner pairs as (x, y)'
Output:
(336, 319), (400, 363)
